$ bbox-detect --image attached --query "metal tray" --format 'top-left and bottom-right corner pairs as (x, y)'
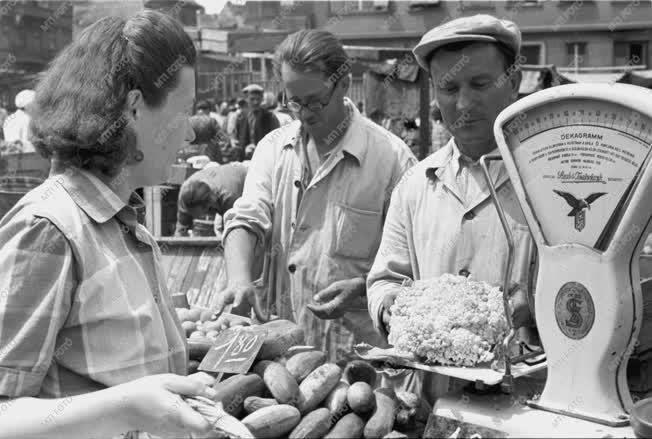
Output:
(354, 343), (547, 386)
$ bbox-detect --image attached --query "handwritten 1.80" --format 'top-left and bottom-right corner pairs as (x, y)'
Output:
(213, 332), (260, 359)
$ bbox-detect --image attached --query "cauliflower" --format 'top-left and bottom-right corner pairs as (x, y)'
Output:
(388, 274), (508, 367)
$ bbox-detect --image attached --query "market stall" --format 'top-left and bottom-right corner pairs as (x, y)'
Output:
(169, 83), (652, 439)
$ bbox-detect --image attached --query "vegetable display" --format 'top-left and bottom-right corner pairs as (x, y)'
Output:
(176, 311), (422, 438)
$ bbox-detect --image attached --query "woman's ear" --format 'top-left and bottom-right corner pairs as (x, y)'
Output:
(126, 89), (144, 120)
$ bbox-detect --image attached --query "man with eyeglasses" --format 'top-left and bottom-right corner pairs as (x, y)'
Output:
(215, 29), (416, 361)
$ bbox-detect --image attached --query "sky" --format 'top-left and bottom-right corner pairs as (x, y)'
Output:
(195, 0), (228, 15)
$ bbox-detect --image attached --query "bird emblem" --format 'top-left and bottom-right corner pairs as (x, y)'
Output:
(553, 190), (607, 232)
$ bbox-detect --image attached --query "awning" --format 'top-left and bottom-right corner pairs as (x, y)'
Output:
(518, 66), (574, 95)
(560, 72), (626, 84)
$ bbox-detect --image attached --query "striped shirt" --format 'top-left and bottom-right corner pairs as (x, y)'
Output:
(0, 166), (187, 401)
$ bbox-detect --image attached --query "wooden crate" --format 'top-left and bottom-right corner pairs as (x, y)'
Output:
(157, 237), (227, 309)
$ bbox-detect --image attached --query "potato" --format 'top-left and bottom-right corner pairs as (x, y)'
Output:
(181, 321), (197, 337)
(187, 307), (202, 322)
(202, 320), (223, 333)
(206, 330), (219, 339)
(188, 360), (201, 375)
(200, 309), (215, 322)
(189, 330), (205, 339)
(176, 308), (190, 322)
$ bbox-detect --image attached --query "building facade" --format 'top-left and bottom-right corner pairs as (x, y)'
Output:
(231, 0), (652, 72)
(0, 0), (73, 109)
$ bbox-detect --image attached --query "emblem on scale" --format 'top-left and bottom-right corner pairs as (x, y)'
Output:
(553, 190), (607, 231)
(554, 281), (595, 340)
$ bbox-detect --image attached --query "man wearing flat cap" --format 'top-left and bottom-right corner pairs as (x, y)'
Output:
(368, 14), (536, 403)
(235, 84), (280, 159)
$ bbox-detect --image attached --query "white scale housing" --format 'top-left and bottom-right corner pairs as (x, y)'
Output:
(493, 83), (652, 426)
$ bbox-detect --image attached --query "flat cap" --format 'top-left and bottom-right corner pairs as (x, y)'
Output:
(242, 84), (264, 93)
(413, 14), (521, 71)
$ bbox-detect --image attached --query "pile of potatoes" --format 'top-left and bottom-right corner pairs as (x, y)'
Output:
(204, 319), (420, 439)
(175, 306), (222, 341)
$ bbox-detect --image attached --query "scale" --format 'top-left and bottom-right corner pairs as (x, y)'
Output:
(427, 83), (652, 437)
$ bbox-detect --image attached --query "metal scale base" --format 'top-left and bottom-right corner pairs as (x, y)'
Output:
(425, 373), (635, 438)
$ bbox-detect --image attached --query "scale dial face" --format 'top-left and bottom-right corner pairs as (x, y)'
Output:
(504, 99), (652, 249)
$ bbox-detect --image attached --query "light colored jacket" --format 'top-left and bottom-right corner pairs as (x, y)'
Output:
(223, 99), (417, 360)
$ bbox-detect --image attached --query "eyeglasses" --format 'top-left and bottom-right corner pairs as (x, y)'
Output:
(282, 81), (339, 113)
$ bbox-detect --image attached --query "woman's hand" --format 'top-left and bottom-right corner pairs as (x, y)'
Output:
(115, 372), (217, 438)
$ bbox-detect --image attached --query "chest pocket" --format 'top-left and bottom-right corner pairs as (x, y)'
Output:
(332, 203), (383, 260)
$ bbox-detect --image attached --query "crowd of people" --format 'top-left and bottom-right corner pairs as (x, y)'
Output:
(176, 84), (452, 237)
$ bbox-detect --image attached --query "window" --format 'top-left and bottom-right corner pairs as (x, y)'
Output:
(521, 42), (544, 65)
(465, 1), (494, 8)
(332, 0), (389, 14)
(507, 0), (542, 7)
(566, 42), (588, 68)
(614, 41), (647, 67)
(251, 58), (261, 71)
(408, 0), (440, 8)
(251, 1), (280, 18)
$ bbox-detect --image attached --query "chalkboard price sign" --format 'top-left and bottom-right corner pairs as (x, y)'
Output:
(198, 327), (267, 374)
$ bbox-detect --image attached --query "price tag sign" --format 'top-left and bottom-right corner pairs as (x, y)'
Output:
(198, 327), (267, 374)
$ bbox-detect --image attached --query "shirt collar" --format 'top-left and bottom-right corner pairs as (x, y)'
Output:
(282, 97), (367, 166)
(53, 165), (145, 226)
(425, 138), (500, 181)
(424, 139), (455, 181)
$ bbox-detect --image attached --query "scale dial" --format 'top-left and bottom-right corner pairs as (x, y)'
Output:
(503, 98), (652, 249)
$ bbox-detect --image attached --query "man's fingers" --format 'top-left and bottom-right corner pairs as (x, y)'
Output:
(233, 287), (250, 308)
(213, 291), (234, 317)
(314, 284), (340, 303)
(307, 295), (346, 320)
(306, 303), (330, 319)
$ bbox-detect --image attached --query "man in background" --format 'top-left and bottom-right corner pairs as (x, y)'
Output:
(235, 84), (280, 159)
(195, 100), (211, 116)
(175, 162), (248, 237)
(210, 101), (229, 130)
(227, 98), (247, 153)
(3, 89), (35, 152)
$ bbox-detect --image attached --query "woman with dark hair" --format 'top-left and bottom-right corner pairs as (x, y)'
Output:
(0, 10), (218, 439)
